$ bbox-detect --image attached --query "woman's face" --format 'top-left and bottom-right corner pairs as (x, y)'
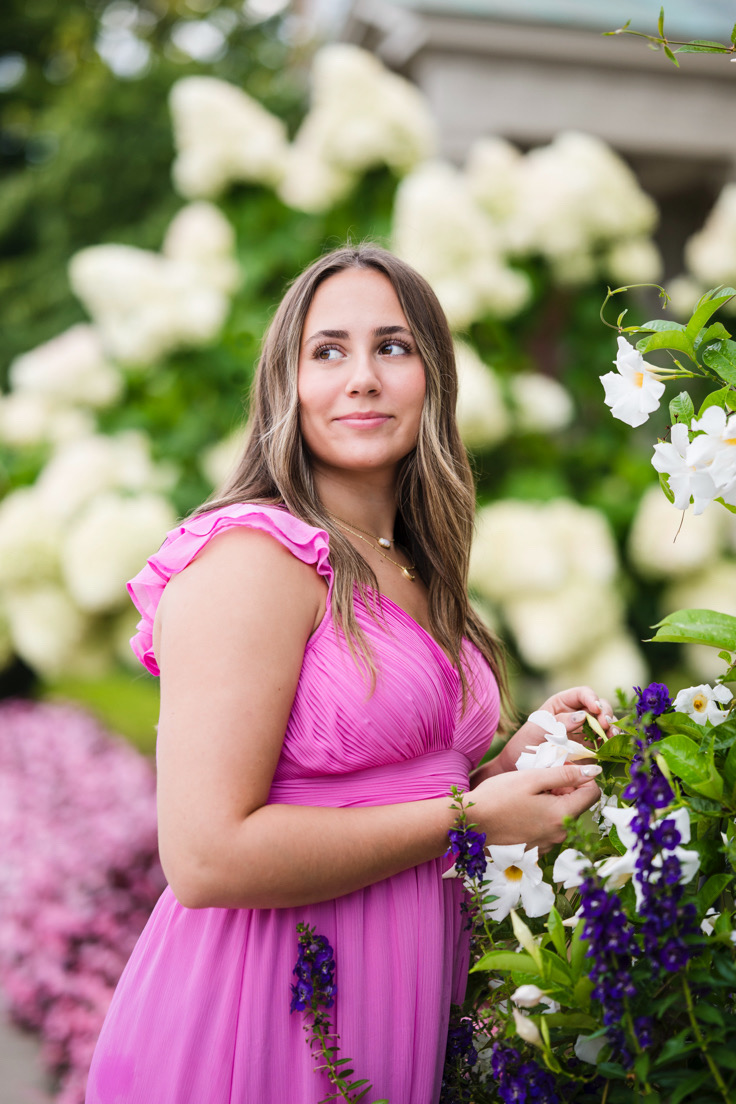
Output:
(297, 267), (426, 480)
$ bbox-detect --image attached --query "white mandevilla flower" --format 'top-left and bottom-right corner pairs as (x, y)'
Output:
(511, 984), (547, 1008)
(673, 682), (732, 726)
(600, 337), (666, 428)
(482, 844), (554, 921)
(552, 847), (591, 889)
(574, 1033), (608, 1065)
(651, 422), (719, 515)
(512, 1008), (543, 1048)
(599, 805), (700, 902)
(687, 406), (736, 504)
(515, 709), (592, 770)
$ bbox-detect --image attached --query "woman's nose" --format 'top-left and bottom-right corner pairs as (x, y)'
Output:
(345, 350), (381, 395)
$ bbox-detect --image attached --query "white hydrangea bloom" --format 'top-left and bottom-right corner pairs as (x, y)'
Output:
(302, 44), (436, 175)
(4, 584), (90, 678)
(0, 488), (63, 588)
(508, 373), (574, 434)
(470, 501), (569, 602)
(600, 337), (665, 428)
(506, 132), (657, 268)
(162, 201), (241, 294)
(8, 324), (123, 409)
(69, 241), (231, 365)
(686, 183), (736, 288)
(0, 391), (95, 448)
(505, 577), (622, 670)
(604, 236), (663, 285)
(470, 498), (618, 605)
(61, 491), (176, 613)
(200, 426), (247, 489)
(34, 432), (158, 521)
(276, 141), (354, 213)
(169, 76), (288, 198)
(465, 136), (523, 229)
(666, 274), (702, 320)
(392, 161), (530, 328)
(454, 341), (510, 449)
(545, 634), (648, 710)
(628, 483), (726, 578)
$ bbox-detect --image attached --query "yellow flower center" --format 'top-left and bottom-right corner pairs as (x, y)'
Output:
(725, 438), (736, 447)
(693, 694), (707, 713)
(504, 865), (524, 882)
(633, 371), (644, 388)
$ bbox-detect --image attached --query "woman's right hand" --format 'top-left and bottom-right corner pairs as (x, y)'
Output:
(468, 763), (602, 851)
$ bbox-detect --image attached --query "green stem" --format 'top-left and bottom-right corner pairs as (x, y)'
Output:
(311, 1018), (355, 1103)
(682, 975), (730, 1102)
(607, 28), (735, 53)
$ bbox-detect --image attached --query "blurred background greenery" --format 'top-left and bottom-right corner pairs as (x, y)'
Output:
(2, 0), (736, 750)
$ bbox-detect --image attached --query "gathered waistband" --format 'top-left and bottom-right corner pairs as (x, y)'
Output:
(267, 748), (472, 808)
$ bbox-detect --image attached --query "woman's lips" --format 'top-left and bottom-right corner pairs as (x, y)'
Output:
(334, 413), (392, 428)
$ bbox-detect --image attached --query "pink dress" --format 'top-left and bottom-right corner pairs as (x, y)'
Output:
(85, 504), (499, 1104)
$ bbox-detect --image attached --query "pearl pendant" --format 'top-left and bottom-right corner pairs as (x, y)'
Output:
(378, 537), (391, 549)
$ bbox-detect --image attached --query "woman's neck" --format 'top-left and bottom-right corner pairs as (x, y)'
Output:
(313, 468), (398, 539)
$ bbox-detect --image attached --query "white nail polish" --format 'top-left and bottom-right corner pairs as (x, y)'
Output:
(581, 765), (602, 777)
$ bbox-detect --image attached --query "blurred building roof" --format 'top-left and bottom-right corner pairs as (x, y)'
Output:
(350, 0), (735, 38)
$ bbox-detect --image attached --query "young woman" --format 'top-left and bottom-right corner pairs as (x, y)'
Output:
(86, 245), (609, 1104)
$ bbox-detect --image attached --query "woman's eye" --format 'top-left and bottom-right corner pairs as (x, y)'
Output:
(380, 341), (411, 356)
(315, 345), (343, 361)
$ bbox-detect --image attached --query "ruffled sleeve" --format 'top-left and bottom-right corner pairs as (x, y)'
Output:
(126, 503), (333, 676)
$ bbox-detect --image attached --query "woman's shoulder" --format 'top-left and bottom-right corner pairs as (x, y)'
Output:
(127, 501), (332, 676)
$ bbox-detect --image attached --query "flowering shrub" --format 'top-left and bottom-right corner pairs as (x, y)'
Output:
(449, 284), (736, 1101)
(0, 699), (164, 1103)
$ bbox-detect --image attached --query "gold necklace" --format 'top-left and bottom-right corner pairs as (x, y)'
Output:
(329, 512), (393, 549)
(329, 516), (416, 582)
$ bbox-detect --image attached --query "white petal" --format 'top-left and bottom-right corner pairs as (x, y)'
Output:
(574, 1033), (608, 1065)
(488, 843), (527, 868)
(553, 848), (590, 888)
(519, 877), (555, 918)
(528, 709), (567, 740)
(513, 1009), (543, 1047)
(512, 984), (547, 1008)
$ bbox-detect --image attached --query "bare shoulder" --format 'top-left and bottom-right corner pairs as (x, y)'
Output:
(154, 526), (327, 668)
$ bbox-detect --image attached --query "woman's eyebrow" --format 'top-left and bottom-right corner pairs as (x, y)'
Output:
(303, 324), (413, 345)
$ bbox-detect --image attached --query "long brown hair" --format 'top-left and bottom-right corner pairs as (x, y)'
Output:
(198, 244), (511, 721)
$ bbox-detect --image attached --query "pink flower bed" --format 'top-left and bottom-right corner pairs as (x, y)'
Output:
(0, 699), (164, 1103)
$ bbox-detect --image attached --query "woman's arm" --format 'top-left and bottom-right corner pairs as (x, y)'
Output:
(155, 528), (601, 910)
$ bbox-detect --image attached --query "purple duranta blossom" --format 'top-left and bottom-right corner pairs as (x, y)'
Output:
(290, 926), (337, 1014)
(446, 825), (488, 881)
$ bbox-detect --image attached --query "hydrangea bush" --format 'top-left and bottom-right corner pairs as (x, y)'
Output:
(5, 35), (730, 710)
(0, 699), (164, 1103)
(449, 285), (736, 1102)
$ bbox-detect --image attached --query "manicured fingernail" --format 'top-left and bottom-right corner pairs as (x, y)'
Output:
(595, 699), (602, 708)
(581, 765), (602, 777)
(610, 725), (621, 736)
(604, 714), (613, 723)
(573, 711), (585, 721)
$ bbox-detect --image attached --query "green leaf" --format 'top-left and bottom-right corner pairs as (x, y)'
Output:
(698, 321), (732, 346)
(649, 608), (736, 651)
(663, 44), (679, 65)
(638, 328), (695, 359)
(669, 391), (695, 424)
(569, 920), (589, 976)
(702, 339), (736, 384)
(540, 1011), (597, 1031)
(697, 873), (732, 915)
(472, 950), (539, 975)
(657, 712), (708, 741)
(670, 1071), (714, 1104)
(596, 728), (633, 762)
(695, 1002), (725, 1026)
(697, 386), (734, 416)
(657, 734), (724, 800)
(546, 907), (567, 959)
(658, 470), (675, 504)
(677, 40), (731, 54)
(639, 319), (686, 333)
(657, 5), (664, 37)
(724, 741), (736, 794)
(686, 290), (736, 340)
